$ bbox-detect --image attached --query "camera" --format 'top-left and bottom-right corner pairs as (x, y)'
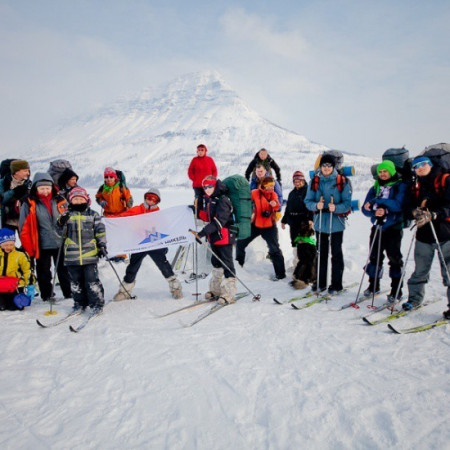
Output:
(262, 210), (272, 218)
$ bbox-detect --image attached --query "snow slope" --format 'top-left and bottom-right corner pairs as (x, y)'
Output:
(25, 71), (376, 191)
(1, 188), (448, 450)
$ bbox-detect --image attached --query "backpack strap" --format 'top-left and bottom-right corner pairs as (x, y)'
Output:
(336, 174), (347, 192)
(434, 173), (450, 195)
(311, 175), (320, 192)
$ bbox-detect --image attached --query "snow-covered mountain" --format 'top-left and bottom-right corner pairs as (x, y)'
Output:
(27, 71), (375, 189)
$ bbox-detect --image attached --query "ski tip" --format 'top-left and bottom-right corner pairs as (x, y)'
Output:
(36, 319), (46, 328)
(273, 298), (282, 305)
(387, 324), (401, 334)
(69, 325), (79, 333)
(362, 317), (373, 325)
(291, 303), (299, 310)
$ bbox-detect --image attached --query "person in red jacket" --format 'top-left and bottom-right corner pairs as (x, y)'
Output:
(112, 187), (183, 300)
(187, 144), (218, 214)
(236, 176), (286, 280)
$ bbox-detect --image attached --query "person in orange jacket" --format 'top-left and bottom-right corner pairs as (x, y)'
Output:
(95, 167), (133, 217)
(112, 187), (183, 300)
(236, 176), (286, 280)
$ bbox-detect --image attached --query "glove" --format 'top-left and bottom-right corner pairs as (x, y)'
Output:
(97, 246), (107, 258)
(58, 211), (71, 227)
(13, 184), (28, 197)
(413, 208), (436, 228)
(98, 200), (107, 208)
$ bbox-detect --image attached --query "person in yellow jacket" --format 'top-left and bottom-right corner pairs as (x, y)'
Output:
(0, 228), (31, 310)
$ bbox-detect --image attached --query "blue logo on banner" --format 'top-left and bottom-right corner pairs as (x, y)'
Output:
(139, 227), (169, 244)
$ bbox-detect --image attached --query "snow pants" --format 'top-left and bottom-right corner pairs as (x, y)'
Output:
(124, 248), (174, 283)
(407, 239), (450, 307)
(0, 287), (25, 311)
(316, 231), (344, 291)
(366, 226), (404, 296)
(236, 224), (286, 279)
(37, 247), (72, 300)
(210, 243), (235, 278)
(67, 264), (104, 309)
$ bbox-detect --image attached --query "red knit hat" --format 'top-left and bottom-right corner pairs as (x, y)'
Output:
(104, 167), (118, 180)
(293, 170), (305, 181)
(68, 187), (91, 205)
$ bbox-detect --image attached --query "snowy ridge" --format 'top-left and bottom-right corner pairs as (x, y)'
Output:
(27, 71), (375, 189)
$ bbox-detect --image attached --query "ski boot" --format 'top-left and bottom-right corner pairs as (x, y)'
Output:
(167, 275), (183, 299)
(218, 277), (237, 305)
(205, 268), (223, 300)
(113, 280), (136, 301)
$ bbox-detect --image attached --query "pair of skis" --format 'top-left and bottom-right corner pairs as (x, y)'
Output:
(157, 292), (249, 327)
(36, 308), (103, 333)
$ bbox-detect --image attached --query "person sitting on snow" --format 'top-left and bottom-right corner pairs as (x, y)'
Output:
(113, 187), (183, 301)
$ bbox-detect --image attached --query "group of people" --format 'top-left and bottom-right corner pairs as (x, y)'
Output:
(0, 142), (449, 322)
(188, 144), (450, 319)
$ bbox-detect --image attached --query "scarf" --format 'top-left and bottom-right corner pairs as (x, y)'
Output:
(38, 193), (53, 216)
(373, 173), (400, 195)
(102, 182), (119, 194)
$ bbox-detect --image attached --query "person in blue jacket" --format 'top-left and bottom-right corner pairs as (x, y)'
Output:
(305, 154), (352, 294)
(250, 164), (283, 206)
(362, 160), (407, 302)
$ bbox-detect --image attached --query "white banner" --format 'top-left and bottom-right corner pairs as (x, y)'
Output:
(104, 205), (196, 256)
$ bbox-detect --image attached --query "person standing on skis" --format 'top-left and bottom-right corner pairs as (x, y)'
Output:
(362, 160), (407, 303)
(305, 154), (352, 294)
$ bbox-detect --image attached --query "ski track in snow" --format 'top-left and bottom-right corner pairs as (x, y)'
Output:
(0, 189), (449, 449)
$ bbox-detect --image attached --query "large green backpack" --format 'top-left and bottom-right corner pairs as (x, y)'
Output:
(222, 174), (252, 240)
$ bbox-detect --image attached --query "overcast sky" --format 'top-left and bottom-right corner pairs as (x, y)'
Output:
(1, 0), (448, 159)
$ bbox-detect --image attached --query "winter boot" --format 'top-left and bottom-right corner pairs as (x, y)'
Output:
(290, 277), (308, 290)
(205, 268), (223, 300)
(389, 278), (403, 300)
(443, 309), (450, 320)
(167, 275), (183, 299)
(218, 277), (237, 305)
(363, 278), (380, 297)
(113, 280), (136, 301)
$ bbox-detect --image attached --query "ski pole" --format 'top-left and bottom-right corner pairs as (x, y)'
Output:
(390, 224), (416, 313)
(106, 258), (137, 299)
(354, 224), (381, 303)
(45, 224), (69, 316)
(371, 218), (384, 308)
(188, 229), (261, 301)
(193, 197), (200, 298)
(327, 196), (334, 295)
(316, 196), (324, 296)
(427, 213), (450, 283)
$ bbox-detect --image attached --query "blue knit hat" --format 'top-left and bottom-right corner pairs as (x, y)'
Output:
(0, 228), (15, 244)
(412, 156), (433, 168)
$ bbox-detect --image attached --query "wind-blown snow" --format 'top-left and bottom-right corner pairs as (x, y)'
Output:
(26, 71), (375, 191)
(1, 188), (448, 449)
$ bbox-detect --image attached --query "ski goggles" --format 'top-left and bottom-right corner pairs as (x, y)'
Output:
(203, 184), (215, 190)
(412, 161), (430, 170)
(321, 162), (333, 168)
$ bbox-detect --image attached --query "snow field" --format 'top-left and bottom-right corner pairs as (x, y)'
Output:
(0, 188), (448, 449)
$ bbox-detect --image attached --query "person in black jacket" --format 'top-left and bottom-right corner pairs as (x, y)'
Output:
(0, 160), (31, 232)
(245, 148), (282, 184)
(402, 156), (450, 319)
(281, 170), (313, 249)
(196, 176), (236, 305)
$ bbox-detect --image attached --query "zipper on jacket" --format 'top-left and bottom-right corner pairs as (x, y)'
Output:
(77, 214), (83, 264)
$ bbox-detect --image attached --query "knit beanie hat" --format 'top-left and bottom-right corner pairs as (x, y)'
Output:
(0, 228), (16, 244)
(104, 167), (118, 180)
(320, 154), (336, 167)
(145, 186), (161, 203)
(202, 175), (217, 188)
(377, 160), (396, 177)
(10, 160), (30, 175)
(292, 170), (305, 181)
(412, 156), (433, 168)
(68, 187), (91, 205)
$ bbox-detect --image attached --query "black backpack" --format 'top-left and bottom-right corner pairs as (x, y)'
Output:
(0, 159), (17, 179)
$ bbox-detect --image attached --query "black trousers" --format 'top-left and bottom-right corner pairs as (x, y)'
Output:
(366, 226), (404, 295)
(0, 287), (25, 311)
(67, 264), (104, 309)
(211, 243), (235, 278)
(316, 231), (344, 290)
(124, 248), (174, 283)
(36, 247), (72, 300)
(236, 224), (286, 278)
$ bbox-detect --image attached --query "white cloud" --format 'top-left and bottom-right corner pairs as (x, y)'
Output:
(220, 8), (307, 61)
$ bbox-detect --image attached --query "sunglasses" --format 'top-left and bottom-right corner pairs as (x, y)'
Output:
(203, 184), (215, 190)
(321, 163), (333, 168)
(412, 161), (429, 170)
